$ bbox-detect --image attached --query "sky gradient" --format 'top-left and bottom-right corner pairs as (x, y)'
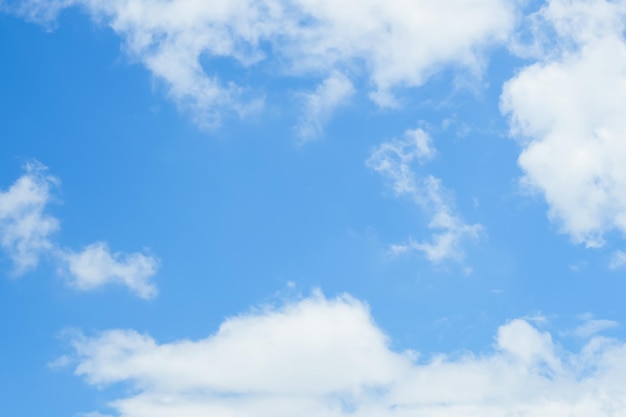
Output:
(2, 1), (626, 416)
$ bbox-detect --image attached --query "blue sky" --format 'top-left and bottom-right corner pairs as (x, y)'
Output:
(3, 0), (626, 416)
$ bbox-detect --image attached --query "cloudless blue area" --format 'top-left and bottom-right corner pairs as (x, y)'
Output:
(1, 7), (625, 417)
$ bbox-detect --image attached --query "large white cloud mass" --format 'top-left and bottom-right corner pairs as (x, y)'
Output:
(0, 163), (158, 298)
(502, 0), (626, 247)
(15, 0), (521, 126)
(64, 292), (626, 417)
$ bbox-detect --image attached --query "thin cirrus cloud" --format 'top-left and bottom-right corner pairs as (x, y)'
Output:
(61, 292), (626, 417)
(0, 162), (159, 298)
(295, 72), (355, 141)
(501, 0), (626, 249)
(571, 313), (619, 339)
(609, 249), (626, 270)
(367, 128), (482, 264)
(13, 0), (521, 128)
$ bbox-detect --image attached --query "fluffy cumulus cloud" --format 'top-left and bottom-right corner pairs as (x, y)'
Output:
(0, 161), (59, 275)
(63, 292), (626, 417)
(13, 0), (521, 126)
(0, 163), (158, 298)
(502, 0), (626, 247)
(367, 129), (482, 264)
(62, 242), (159, 299)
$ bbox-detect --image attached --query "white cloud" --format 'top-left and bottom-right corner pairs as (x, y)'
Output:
(63, 292), (626, 417)
(367, 129), (437, 194)
(0, 162), (158, 297)
(0, 161), (59, 275)
(571, 314), (618, 339)
(501, 0), (626, 247)
(9, 0), (78, 27)
(610, 249), (626, 270)
(14, 0), (521, 126)
(296, 72), (355, 141)
(367, 129), (481, 264)
(82, 413), (115, 417)
(62, 242), (159, 299)
(511, 0), (626, 59)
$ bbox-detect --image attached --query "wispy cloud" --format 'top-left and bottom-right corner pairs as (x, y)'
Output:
(61, 292), (626, 417)
(570, 313), (618, 339)
(609, 249), (626, 270)
(296, 72), (355, 141)
(12, 0), (521, 127)
(367, 129), (482, 264)
(0, 162), (159, 298)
